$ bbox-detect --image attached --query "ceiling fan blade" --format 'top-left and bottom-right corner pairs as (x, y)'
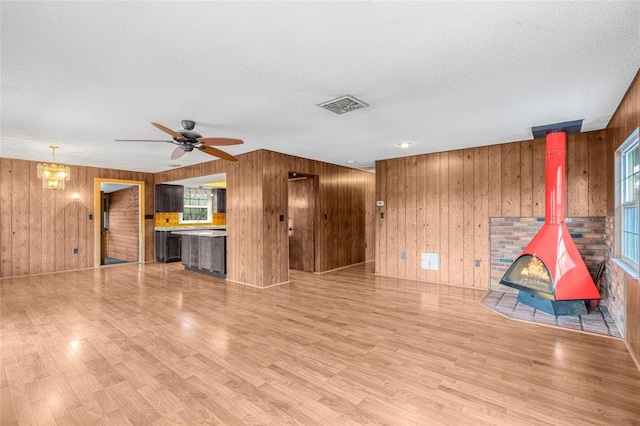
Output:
(115, 139), (171, 142)
(151, 122), (186, 140)
(197, 137), (244, 146)
(199, 145), (239, 162)
(170, 146), (186, 160)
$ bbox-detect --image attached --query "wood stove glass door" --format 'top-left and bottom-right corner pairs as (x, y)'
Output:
(501, 254), (553, 295)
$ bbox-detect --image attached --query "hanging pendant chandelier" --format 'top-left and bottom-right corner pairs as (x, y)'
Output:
(37, 145), (71, 190)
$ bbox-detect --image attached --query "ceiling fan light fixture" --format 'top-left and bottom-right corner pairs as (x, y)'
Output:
(37, 145), (71, 190)
(118, 120), (243, 162)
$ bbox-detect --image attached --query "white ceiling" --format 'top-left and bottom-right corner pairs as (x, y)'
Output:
(1, 2), (639, 173)
(167, 173), (227, 188)
(100, 182), (137, 194)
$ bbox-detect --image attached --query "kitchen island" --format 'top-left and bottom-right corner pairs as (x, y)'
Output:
(154, 226), (226, 263)
(171, 230), (226, 278)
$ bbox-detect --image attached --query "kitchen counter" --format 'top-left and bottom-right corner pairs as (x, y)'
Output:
(155, 227), (225, 263)
(171, 230), (227, 237)
(155, 226), (226, 231)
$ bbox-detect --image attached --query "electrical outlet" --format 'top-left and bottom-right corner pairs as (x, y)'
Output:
(73, 248), (78, 254)
(401, 252), (406, 259)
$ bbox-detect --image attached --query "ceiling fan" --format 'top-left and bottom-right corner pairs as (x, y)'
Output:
(116, 120), (243, 162)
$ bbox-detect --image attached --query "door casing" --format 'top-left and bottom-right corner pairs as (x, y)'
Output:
(93, 178), (145, 267)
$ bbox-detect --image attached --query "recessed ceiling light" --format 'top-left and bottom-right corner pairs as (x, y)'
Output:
(399, 142), (411, 148)
(346, 160), (356, 164)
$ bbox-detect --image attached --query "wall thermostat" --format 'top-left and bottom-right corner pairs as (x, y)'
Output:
(376, 201), (384, 206)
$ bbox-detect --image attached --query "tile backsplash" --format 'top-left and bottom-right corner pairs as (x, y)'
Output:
(155, 212), (226, 227)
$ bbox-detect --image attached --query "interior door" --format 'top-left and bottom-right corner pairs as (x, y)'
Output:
(288, 177), (314, 271)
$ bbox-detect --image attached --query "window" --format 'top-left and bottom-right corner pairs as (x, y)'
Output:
(617, 128), (639, 268)
(179, 188), (212, 223)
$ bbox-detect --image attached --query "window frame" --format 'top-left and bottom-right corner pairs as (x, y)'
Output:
(616, 127), (640, 271)
(179, 188), (213, 224)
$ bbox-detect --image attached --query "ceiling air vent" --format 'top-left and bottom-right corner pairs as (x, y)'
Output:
(317, 95), (369, 114)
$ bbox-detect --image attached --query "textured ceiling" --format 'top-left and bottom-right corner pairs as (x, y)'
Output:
(1, 2), (639, 173)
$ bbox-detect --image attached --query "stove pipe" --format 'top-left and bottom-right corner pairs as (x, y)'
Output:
(500, 128), (600, 302)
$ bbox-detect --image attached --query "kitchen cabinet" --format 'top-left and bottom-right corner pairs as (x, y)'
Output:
(180, 234), (226, 278)
(155, 231), (182, 263)
(155, 184), (184, 212)
(212, 188), (226, 213)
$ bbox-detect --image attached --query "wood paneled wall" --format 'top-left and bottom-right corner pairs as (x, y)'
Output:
(155, 149), (376, 287)
(0, 158), (154, 278)
(262, 150), (376, 282)
(375, 131), (608, 288)
(106, 186), (139, 261)
(606, 69), (640, 368)
(607, 69), (640, 213)
(227, 150), (266, 287)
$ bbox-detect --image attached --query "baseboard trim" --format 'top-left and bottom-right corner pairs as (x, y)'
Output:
(373, 272), (488, 295)
(625, 339), (640, 374)
(225, 278), (291, 289)
(313, 261), (369, 275)
(0, 260), (151, 280)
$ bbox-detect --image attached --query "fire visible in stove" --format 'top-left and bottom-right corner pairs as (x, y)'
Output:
(502, 254), (552, 295)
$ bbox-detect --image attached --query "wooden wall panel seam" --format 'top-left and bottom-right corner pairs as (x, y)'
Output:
(0, 158), (13, 278)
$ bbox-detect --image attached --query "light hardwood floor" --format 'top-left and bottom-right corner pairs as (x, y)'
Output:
(1, 262), (639, 425)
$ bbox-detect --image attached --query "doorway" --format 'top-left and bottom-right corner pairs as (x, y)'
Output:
(287, 173), (317, 272)
(93, 179), (145, 267)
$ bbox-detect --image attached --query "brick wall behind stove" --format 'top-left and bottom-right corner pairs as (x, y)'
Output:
(489, 217), (607, 295)
(604, 215), (626, 335)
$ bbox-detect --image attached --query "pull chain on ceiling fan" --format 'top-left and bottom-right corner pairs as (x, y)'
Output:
(116, 120), (243, 162)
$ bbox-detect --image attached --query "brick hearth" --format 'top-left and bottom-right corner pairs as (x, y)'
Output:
(482, 290), (621, 338)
